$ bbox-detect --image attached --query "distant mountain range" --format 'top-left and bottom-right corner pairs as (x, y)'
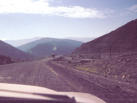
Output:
(18, 38), (82, 58)
(5, 37), (93, 47)
(0, 40), (33, 60)
(67, 37), (95, 42)
(74, 19), (137, 59)
(0, 19), (137, 103)
(5, 37), (42, 47)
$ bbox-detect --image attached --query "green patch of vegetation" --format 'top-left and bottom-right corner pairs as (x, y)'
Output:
(76, 66), (98, 73)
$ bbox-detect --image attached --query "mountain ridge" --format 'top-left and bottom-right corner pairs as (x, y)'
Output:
(18, 38), (82, 58)
(74, 19), (137, 59)
(0, 40), (33, 60)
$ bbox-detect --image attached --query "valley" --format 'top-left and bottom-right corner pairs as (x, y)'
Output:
(0, 19), (137, 103)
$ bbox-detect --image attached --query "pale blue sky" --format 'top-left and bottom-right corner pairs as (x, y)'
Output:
(0, 0), (137, 40)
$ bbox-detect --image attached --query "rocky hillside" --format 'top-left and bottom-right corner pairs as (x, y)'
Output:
(0, 40), (33, 60)
(69, 19), (137, 84)
(74, 19), (137, 59)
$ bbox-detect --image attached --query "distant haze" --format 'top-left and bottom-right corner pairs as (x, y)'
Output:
(5, 37), (93, 47)
(5, 37), (43, 47)
(66, 37), (95, 42)
(17, 38), (82, 58)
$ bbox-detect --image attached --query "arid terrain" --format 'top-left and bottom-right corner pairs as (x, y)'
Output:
(0, 19), (137, 103)
(0, 58), (137, 103)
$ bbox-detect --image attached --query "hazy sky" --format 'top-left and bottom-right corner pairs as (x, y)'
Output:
(0, 0), (137, 40)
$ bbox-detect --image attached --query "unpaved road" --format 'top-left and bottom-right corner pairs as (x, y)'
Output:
(0, 58), (137, 103)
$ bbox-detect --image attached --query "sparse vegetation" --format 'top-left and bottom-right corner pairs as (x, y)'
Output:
(0, 55), (14, 65)
(76, 66), (98, 73)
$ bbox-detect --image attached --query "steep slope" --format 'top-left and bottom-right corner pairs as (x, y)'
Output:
(71, 19), (137, 84)
(74, 19), (137, 59)
(18, 38), (82, 58)
(0, 40), (33, 60)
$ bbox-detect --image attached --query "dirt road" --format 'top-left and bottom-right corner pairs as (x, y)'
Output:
(0, 59), (137, 103)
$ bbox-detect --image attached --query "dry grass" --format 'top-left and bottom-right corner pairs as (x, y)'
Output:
(76, 66), (98, 74)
